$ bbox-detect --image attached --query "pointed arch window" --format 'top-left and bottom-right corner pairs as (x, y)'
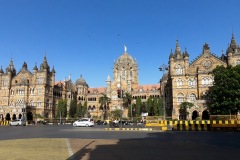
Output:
(176, 78), (183, 87)
(176, 64), (183, 75)
(177, 93), (184, 104)
(189, 93), (196, 102)
(202, 77), (213, 86)
(29, 100), (34, 107)
(9, 100), (14, 107)
(188, 78), (197, 87)
(37, 100), (41, 107)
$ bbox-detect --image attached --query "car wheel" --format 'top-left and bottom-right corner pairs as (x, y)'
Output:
(17, 123), (20, 126)
(73, 123), (77, 127)
(86, 124), (89, 127)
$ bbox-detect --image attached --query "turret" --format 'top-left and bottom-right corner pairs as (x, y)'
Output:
(40, 55), (50, 72)
(106, 75), (111, 96)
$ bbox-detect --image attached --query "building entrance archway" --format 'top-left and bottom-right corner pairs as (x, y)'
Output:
(6, 113), (11, 121)
(192, 110), (199, 120)
(202, 110), (209, 120)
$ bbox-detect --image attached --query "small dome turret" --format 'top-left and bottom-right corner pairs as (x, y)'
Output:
(76, 74), (88, 87)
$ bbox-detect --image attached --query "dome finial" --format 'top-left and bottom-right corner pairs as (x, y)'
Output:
(124, 45), (127, 53)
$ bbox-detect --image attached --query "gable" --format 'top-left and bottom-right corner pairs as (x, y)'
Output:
(188, 53), (227, 74)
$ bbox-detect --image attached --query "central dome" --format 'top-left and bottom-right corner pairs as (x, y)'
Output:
(117, 52), (135, 64)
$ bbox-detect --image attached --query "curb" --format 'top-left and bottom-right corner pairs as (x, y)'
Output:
(104, 128), (154, 131)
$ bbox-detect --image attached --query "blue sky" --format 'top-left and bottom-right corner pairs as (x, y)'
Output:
(0, 0), (240, 88)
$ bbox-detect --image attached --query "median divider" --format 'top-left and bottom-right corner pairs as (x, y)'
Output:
(145, 119), (240, 131)
(0, 121), (9, 126)
(104, 128), (154, 131)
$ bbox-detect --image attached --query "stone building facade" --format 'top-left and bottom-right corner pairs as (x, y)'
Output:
(0, 47), (160, 121)
(85, 46), (160, 118)
(0, 56), (56, 121)
(162, 34), (240, 120)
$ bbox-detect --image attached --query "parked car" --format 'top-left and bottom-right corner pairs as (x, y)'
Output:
(73, 118), (94, 127)
(9, 119), (26, 126)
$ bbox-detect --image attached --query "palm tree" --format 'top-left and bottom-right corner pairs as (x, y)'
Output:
(99, 93), (111, 120)
(179, 102), (194, 120)
(122, 92), (132, 117)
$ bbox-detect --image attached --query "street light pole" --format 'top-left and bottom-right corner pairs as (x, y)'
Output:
(120, 76), (123, 128)
(159, 64), (168, 120)
(22, 79), (28, 121)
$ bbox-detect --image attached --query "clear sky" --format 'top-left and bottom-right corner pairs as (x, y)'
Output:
(0, 0), (240, 88)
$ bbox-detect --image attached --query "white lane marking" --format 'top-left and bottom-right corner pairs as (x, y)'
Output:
(65, 138), (73, 156)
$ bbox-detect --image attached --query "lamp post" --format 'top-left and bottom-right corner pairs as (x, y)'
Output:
(159, 64), (168, 120)
(117, 76), (123, 128)
(22, 78), (28, 121)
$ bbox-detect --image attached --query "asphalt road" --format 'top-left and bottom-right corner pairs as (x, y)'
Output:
(1, 125), (240, 160)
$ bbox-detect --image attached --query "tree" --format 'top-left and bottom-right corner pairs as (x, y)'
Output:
(69, 99), (77, 118)
(57, 99), (67, 118)
(158, 97), (164, 116)
(76, 101), (87, 118)
(122, 92), (132, 117)
(136, 97), (142, 116)
(179, 102), (194, 120)
(111, 109), (122, 120)
(83, 101), (88, 117)
(146, 97), (154, 115)
(99, 93), (111, 120)
(153, 97), (160, 116)
(122, 92), (132, 108)
(207, 65), (240, 115)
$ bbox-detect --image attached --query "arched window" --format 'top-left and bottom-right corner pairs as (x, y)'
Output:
(9, 100), (14, 107)
(29, 100), (34, 106)
(188, 78), (196, 87)
(189, 93), (196, 102)
(37, 99), (41, 107)
(177, 93), (184, 103)
(177, 78), (183, 87)
(175, 64), (183, 75)
(202, 77), (214, 86)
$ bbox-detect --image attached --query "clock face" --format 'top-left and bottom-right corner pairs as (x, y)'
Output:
(203, 60), (212, 69)
(117, 83), (121, 88)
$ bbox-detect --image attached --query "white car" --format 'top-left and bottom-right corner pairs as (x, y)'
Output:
(73, 118), (94, 127)
(10, 119), (26, 126)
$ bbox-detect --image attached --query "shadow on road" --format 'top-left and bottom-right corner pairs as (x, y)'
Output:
(66, 131), (240, 160)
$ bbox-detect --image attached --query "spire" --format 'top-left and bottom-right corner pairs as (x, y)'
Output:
(33, 63), (38, 71)
(0, 66), (4, 74)
(9, 58), (14, 68)
(40, 54), (50, 71)
(230, 33), (237, 49)
(6, 58), (16, 74)
(227, 33), (239, 54)
(169, 48), (174, 59)
(184, 47), (189, 57)
(174, 40), (181, 54)
(106, 75), (111, 81)
(51, 66), (55, 73)
(22, 61), (28, 71)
